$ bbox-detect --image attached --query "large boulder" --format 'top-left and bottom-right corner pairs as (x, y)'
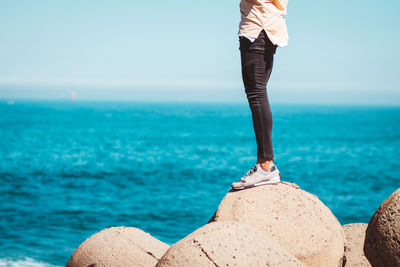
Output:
(66, 226), (169, 267)
(210, 182), (346, 267)
(342, 223), (371, 266)
(156, 221), (305, 267)
(364, 188), (400, 267)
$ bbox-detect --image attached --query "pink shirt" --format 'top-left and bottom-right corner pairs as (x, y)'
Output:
(239, 0), (289, 47)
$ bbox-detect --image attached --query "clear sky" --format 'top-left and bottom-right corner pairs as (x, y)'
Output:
(0, 0), (399, 104)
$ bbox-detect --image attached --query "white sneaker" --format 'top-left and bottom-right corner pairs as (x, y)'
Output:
(231, 163), (281, 190)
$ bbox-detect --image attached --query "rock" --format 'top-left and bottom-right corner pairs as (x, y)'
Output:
(210, 182), (346, 267)
(66, 226), (169, 267)
(342, 223), (371, 266)
(156, 221), (305, 267)
(364, 188), (400, 267)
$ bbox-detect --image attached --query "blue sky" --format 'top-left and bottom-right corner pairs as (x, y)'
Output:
(0, 0), (399, 104)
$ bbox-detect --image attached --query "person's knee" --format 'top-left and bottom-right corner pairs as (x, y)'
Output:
(245, 86), (268, 100)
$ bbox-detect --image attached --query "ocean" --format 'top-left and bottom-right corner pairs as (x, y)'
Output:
(0, 100), (399, 266)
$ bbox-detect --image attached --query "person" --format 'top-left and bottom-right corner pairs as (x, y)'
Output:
(231, 0), (289, 190)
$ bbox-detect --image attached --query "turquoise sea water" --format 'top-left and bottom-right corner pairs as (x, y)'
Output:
(0, 100), (399, 266)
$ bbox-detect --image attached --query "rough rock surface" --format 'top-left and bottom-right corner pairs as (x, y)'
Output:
(66, 226), (169, 267)
(342, 223), (371, 266)
(156, 221), (305, 267)
(364, 188), (400, 267)
(210, 182), (346, 267)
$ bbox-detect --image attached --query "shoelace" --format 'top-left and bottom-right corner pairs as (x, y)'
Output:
(246, 165), (258, 176)
(240, 165), (258, 181)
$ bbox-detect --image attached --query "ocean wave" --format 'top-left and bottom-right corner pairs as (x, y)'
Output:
(0, 257), (61, 267)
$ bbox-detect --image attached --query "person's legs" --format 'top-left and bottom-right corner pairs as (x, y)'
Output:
(240, 30), (277, 170)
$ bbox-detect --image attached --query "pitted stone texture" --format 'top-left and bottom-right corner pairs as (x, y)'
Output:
(364, 188), (400, 267)
(210, 182), (346, 267)
(156, 221), (305, 267)
(66, 226), (169, 267)
(342, 223), (371, 266)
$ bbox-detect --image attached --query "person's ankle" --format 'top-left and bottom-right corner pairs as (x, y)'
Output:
(257, 158), (273, 172)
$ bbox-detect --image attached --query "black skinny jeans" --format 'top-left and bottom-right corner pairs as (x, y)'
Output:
(240, 30), (277, 160)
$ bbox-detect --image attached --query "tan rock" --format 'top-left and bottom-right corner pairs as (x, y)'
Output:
(342, 223), (371, 266)
(364, 188), (400, 267)
(156, 221), (305, 267)
(210, 182), (346, 267)
(66, 226), (169, 267)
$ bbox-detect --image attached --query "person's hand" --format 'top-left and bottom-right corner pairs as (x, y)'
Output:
(270, 0), (284, 10)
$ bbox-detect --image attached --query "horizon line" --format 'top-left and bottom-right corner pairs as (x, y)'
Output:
(1, 98), (400, 108)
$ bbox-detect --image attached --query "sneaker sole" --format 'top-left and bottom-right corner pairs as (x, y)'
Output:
(232, 174), (281, 190)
